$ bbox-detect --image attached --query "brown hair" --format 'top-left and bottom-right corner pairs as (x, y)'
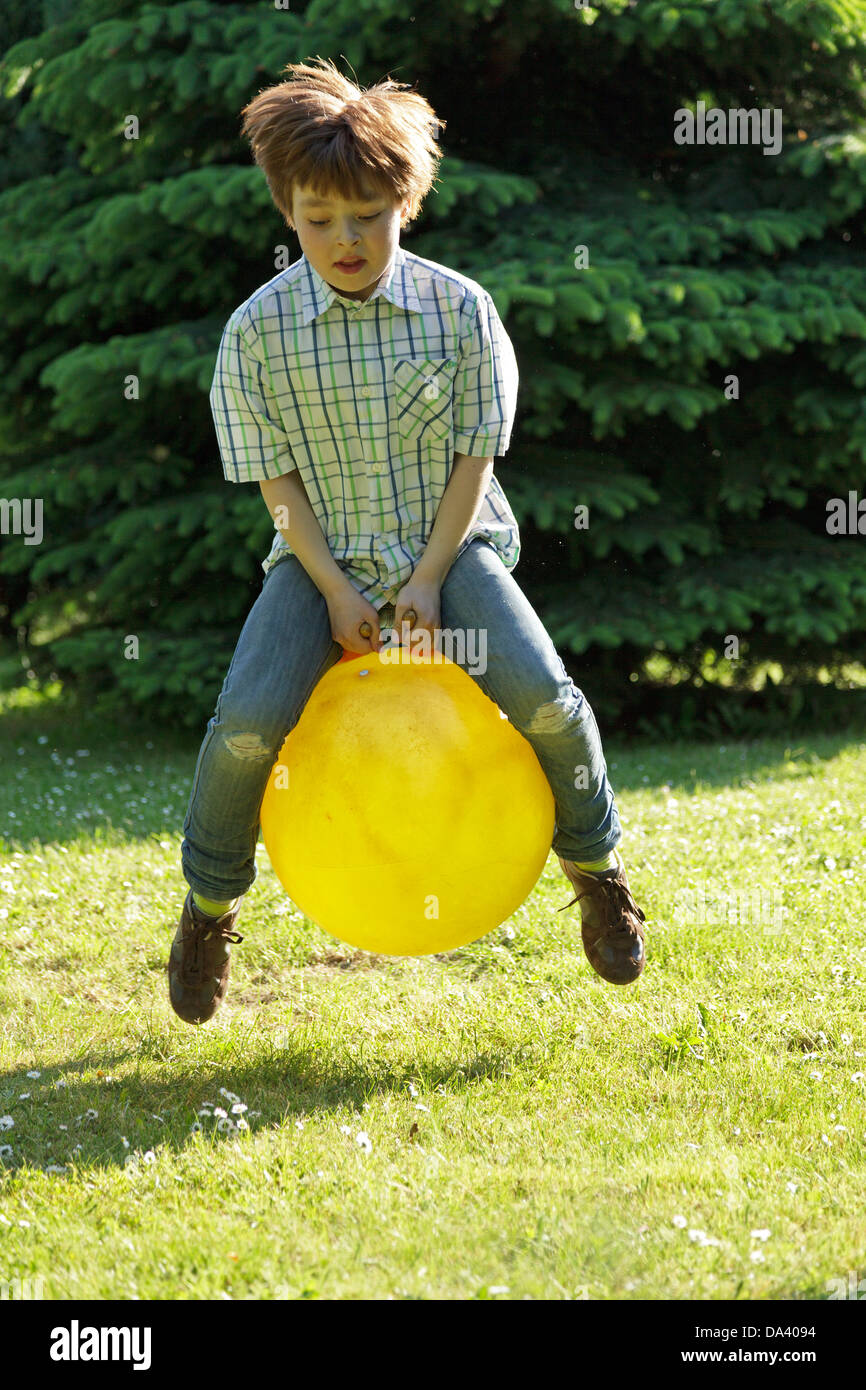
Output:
(239, 57), (446, 230)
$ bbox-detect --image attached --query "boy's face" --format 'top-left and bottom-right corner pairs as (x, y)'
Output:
(291, 183), (411, 301)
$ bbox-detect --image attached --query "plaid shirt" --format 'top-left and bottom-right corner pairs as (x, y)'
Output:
(209, 244), (521, 608)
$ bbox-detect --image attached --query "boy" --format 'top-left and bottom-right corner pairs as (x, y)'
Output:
(168, 59), (647, 1026)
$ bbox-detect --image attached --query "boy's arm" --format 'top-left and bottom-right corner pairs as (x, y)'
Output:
(408, 287), (517, 590)
(411, 452), (494, 587)
(259, 472), (349, 598)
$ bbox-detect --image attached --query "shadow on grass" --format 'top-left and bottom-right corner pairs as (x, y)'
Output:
(0, 1034), (529, 1177)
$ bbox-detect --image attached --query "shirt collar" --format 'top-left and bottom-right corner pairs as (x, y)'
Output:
(299, 244), (423, 324)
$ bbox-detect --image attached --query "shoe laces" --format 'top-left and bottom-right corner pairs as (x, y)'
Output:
(558, 872), (647, 932)
(181, 913), (244, 983)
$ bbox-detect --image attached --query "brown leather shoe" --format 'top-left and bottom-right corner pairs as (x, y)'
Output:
(557, 849), (646, 985)
(167, 890), (244, 1025)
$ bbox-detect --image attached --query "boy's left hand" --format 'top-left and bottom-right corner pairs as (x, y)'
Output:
(393, 577), (441, 643)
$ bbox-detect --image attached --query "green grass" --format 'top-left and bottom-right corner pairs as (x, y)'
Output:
(0, 686), (865, 1300)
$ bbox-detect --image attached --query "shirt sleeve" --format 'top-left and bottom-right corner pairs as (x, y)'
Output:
(209, 310), (298, 483)
(451, 290), (519, 458)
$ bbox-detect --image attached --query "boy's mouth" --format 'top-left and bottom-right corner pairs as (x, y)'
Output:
(334, 257), (366, 273)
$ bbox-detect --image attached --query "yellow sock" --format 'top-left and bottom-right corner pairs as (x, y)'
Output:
(193, 892), (238, 916)
(574, 847), (620, 873)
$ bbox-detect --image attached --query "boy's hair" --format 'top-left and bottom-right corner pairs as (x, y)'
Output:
(239, 57), (446, 230)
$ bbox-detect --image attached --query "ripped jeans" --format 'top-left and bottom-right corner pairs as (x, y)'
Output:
(180, 538), (621, 901)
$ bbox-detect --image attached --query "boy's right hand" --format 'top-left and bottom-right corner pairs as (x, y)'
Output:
(324, 580), (384, 655)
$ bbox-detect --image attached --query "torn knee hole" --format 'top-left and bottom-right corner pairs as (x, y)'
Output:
(526, 700), (571, 734)
(225, 731), (270, 760)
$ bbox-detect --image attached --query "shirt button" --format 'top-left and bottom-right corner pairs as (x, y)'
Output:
(361, 386), (372, 397)
(370, 462), (384, 473)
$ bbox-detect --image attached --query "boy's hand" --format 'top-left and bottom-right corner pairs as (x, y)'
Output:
(324, 580), (385, 655)
(394, 577), (441, 644)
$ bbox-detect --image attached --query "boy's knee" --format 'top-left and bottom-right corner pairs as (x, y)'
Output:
(525, 699), (571, 734)
(224, 730), (273, 760)
(524, 687), (585, 735)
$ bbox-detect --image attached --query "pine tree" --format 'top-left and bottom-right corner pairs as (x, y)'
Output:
(2, 0), (865, 733)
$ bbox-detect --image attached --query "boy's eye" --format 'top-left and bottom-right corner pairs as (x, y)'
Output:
(307, 213), (381, 226)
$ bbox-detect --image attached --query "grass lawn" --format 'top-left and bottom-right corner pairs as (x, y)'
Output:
(0, 685), (864, 1301)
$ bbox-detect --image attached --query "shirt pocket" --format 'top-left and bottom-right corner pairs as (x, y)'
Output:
(392, 356), (457, 442)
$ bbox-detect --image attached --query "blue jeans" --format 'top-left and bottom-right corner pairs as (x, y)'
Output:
(181, 538), (622, 900)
